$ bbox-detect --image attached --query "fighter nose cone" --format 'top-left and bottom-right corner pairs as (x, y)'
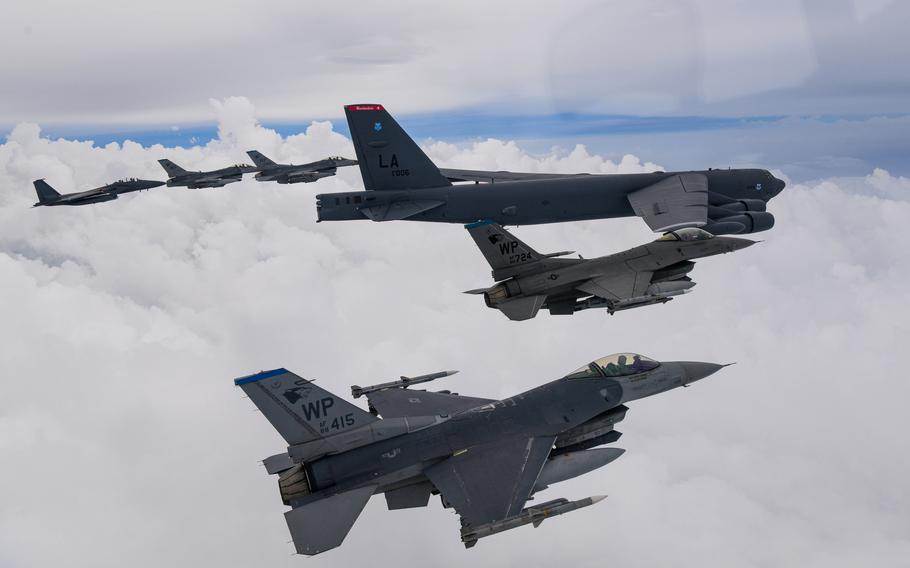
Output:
(679, 362), (729, 383)
(715, 236), (757, 252)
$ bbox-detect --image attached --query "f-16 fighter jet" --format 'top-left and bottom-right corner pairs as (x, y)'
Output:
(246, 150), (357, 184)
(464, 222), (755, 320)
(235, 355), (728, 554)
(31, 178), (164, 207)
(316, 104), (785, 235)
(157, 159), (255, 189)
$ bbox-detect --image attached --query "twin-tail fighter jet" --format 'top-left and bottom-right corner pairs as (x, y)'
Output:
(246, 151), (357, 184)
(464, 222), (755, 320)
(157, 159), (256, 189)
(316, 104), (785, 235)
(32, 178), (164, 207)
(235, 354), (727, 554)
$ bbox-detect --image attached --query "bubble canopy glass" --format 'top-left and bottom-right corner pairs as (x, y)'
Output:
(656, 227), (714, 242)
(565, 353), (660, 379)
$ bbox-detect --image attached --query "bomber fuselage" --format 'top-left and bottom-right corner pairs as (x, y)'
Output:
(316, 168), (784, 229)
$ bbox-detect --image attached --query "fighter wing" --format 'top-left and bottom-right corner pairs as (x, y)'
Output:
(627, 173), (708, 232)
(577, 271), (652, 301)
(440, 168), (590, 183)
(424, 436), (555, 527)
(366, 389), (494, 418)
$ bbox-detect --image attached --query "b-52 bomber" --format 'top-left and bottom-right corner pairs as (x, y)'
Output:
(235, 354), (728, 554)
(464, 222), (754, 320)
(32, 178), (164, 207)
(157, 159), (256, 189)
(246, 150), (357, 184)
(316, 104), (785, 235)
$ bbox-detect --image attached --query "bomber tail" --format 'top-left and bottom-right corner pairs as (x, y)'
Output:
(157, 158), (188, 178)
(33, 179), (61, 204)
(234, 368), (377, 445)
(344, 104), (451, 191)
(246, 150), (277, 168)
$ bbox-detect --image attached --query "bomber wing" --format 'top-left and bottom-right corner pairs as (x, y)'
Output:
(424, 436), (555, 527)
(440, 168), (590, 183)
(627, 173), (708, 232)
(367, 389), (494, 418)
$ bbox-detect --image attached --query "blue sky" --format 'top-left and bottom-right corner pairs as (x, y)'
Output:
(27, 110), (910, 183)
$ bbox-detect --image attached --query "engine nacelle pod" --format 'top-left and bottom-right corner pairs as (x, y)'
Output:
(705, 211), (775, 234)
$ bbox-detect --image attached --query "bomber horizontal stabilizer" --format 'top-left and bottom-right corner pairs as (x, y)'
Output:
(360, 199), (444, 221)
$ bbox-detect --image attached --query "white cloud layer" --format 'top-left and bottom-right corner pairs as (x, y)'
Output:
(1, 98), (908, 567)
(1, 0), (907, 124)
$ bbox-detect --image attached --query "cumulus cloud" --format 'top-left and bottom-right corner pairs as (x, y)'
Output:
(0, 98), (908, 568)
(1, 0), (908, 124)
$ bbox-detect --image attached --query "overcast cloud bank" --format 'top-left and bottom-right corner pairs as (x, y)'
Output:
(1, 98), (908, 567)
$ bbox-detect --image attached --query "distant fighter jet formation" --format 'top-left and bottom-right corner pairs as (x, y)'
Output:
(29, 152), (356, 207)
(235, 353), (728, 554)
(464, 222), (755, 320)
(32, 178), (164, 207)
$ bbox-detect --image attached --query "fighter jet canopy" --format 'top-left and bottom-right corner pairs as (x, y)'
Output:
(565, 353), (660, 379)
(656, 227), (715, 242)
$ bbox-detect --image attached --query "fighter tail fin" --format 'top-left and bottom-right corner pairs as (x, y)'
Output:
(235, 368), (377, 445)
(246, 150), (277, 168)
(157, 158), (188, 178)
(33, 179), (61, 203)
(465, 220), (544, 273)
(344, 104), (451, 191)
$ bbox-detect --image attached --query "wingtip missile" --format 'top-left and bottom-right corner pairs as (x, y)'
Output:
(351, 370), (458, 398)
(460, 495), (608, 547)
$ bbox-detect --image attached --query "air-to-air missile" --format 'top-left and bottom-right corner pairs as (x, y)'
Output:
(460, 495), (608, 548)
(235, 352), (730, 554)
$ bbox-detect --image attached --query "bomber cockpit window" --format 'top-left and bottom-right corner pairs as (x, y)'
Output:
(657, 227), (715, 242)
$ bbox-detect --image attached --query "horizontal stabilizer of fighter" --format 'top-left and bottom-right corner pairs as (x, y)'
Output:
(351, 370), (458, 398)
(460, 495), (607, 548)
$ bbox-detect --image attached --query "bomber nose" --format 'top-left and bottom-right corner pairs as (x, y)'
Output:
(772, 176), (786, 195)
(679, 362), (728, 384)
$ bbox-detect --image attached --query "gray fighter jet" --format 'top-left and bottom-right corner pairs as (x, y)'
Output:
(315, 104), (785, 235)
(463, 222), (755, 320)
(235, 354), (728, 554)
(157, 159), (255, 189)
(246, 150), (357, 184)
(31, 178), (164, 207)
